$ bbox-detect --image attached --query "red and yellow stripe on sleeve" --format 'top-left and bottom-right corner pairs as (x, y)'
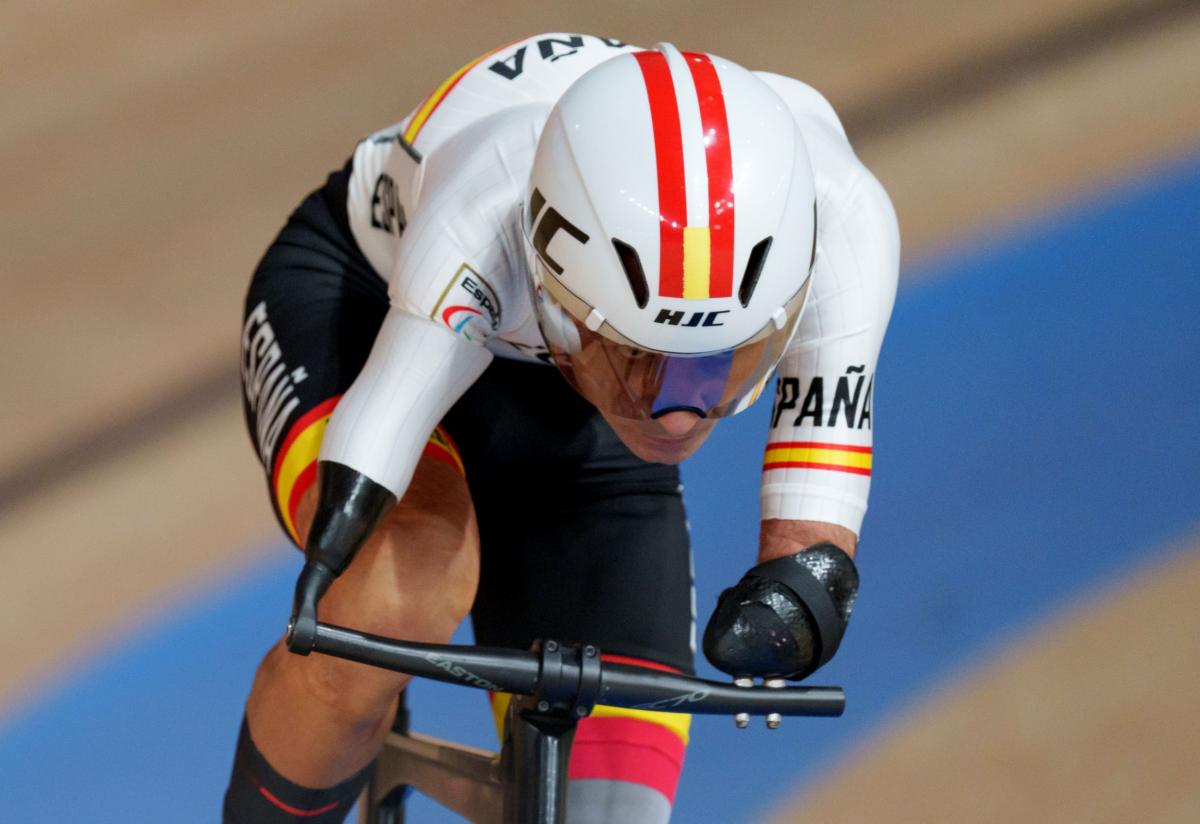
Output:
(763, 440), (872, 476)
(402, 39), (523, 145)
(271, 396), (341, 545)
(271, 399), (466, 546)
(424, 425), (465, 476)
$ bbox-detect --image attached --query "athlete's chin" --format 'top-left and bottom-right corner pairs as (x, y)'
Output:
(603, 415), (715, 464)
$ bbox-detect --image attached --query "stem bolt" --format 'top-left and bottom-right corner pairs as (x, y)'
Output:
(734, 676), (753, 729)
(764, 678), (785, 730)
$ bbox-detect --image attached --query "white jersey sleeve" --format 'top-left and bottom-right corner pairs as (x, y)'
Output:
(318, 103), (550, 496)
(756, 75), (900, 537)
(318, 311), (492, 497)
(344, 125), (422, 282)
(383, 105), (547, 341)
(316, 37), (623, 499)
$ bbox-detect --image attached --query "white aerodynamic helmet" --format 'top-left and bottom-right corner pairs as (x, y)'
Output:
(524, 43), (817, 420)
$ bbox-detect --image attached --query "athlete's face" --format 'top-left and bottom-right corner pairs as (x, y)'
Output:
(602, 409), (717, 464)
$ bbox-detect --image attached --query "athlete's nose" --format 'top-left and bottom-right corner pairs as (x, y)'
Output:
(656, 410), (702, 437)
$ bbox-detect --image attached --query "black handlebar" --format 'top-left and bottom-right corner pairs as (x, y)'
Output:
(288, 558), (844, 719)
(308, 623), (543, 693)
(598, 663), (843, 716)
(288, 561), (336, 652)
(300, 621), (844, 718)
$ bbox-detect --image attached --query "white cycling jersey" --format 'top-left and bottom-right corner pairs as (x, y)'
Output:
(319, 33), (898, 536)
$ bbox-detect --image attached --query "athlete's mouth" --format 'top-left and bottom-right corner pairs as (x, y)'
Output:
(643, 429), (701, 447)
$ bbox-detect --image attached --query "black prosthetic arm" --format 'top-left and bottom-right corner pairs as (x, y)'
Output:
(287, 461), (397, 653)
(703, 543), (859, 680)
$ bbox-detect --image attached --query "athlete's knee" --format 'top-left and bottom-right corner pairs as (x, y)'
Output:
(287, 567), (467, 725)
(263, 639), (405, 732)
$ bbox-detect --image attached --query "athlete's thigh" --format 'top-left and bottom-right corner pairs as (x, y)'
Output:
(250, 455), (478, 721)
(291, 454), (480, 643)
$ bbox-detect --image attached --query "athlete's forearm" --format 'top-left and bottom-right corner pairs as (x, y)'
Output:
(759, 518), (857, 561)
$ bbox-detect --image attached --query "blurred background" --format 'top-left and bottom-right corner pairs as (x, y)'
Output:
(2, 1), (1198, 821)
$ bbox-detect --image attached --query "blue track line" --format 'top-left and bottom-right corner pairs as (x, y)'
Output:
(2, 151), (1198, 823)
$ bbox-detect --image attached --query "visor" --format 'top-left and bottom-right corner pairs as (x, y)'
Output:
(529, 256), (809, 420)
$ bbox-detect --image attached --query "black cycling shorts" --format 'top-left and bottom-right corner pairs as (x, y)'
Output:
(241, 169), (695, 673)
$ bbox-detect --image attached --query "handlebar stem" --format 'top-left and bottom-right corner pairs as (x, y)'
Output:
(528, 641), (604, 720)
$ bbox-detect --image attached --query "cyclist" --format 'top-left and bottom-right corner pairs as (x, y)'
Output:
(227, 33), (897, 824)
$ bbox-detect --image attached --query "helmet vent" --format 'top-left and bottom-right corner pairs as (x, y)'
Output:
(612, 238), (650, 309)
(738, 236), (773, 307)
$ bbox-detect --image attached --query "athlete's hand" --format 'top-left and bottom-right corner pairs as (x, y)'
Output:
(702, 544), (858, 680)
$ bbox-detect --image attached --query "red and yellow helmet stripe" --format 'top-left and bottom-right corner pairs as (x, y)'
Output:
(633, 50), (736, 301)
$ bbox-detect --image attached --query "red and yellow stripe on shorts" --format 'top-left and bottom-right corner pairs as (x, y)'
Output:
(488, 655), (690, 804)
(270, 395), (465, 545)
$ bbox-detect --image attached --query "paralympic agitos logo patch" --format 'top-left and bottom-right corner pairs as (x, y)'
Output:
(430, 263), (501, 342)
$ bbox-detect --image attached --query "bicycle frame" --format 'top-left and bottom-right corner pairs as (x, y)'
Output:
(361, 691), (583, 824)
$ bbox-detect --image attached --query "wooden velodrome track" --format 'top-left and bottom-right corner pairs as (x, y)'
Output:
(3, 1), (1199, 820)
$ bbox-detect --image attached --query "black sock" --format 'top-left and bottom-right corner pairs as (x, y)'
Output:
(222, 717), (374, 824)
